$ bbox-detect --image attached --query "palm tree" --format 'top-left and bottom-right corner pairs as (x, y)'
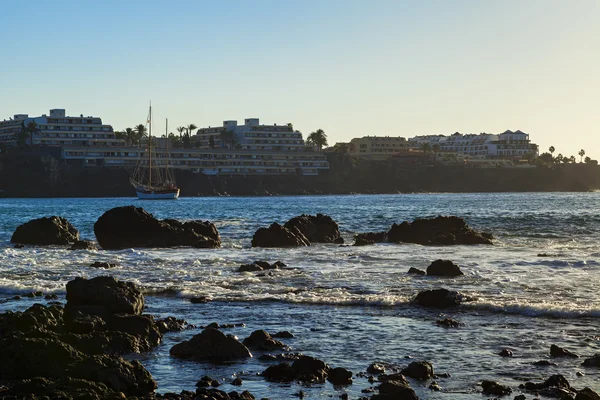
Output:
(549, 146), (555, 155)
(307, 129), (328, 151)
(134, 124), (147, 148)
(569, 155), (576, 163)
(220, 130), (237, 149)
(186, 124), (197, 137)
(555, 153), (564, 164)
(176, 126), (186, 145)
(578, 149), (585, 162)
(124, 127), (136, 146)
(420, 142), (432, 155)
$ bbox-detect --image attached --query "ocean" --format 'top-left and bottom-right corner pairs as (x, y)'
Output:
(0, 193), (599, 398)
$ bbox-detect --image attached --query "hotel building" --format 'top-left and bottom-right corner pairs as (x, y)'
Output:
(347, 136), (411, 159)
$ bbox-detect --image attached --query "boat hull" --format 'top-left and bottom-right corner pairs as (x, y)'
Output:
(136, 188), (180, 200)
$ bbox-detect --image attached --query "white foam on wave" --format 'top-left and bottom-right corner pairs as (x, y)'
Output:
(465, 299), (600, 319)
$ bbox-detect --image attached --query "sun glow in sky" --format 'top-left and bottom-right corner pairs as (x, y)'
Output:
(1, 0), (598, 158)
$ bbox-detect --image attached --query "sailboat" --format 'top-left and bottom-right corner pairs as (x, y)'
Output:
(130, 104), (180, 200)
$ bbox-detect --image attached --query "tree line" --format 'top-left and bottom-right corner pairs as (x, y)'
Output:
(538, 146), (596, 165)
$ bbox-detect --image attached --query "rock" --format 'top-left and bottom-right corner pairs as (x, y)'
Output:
(401, 361), (434, 380)
(196, 376), (220, 387)
(65, 310), (106, 334)
(13, 243), (25, 248)
(238, 260), (284, 272)
(582, 354), (600, 367)
(262, 362), (296, 382)
(190, 296), (209, 304)
(429, 381), (442, 391)
(481, 380), (512, 396)
(550, 344), (579, 358)
(156, 316), (188, 333)
(426, 259), (464, 276)
(386, 216), (493, 245)
(66, 276), (144, 318)
(376, 380), (418, 400)
(45, 294), (59, 300)
(436, 318), (461, 328)
(355, 232), (387, 244)
(94, 206), (220, 249)
(407, 267), (426, 275)
(273, 330), (294, 339)
(89, 261), (118, 269)
(70, 240), (98, 250)
(0, 376), (114, 399)
(327, 367), (353, 385)
(367, 363), (386, 374)
(169, 327), (252, 362)
(243, 330), (288, 351)
(231, 377), (243, 386)
(292, 355), (330, 383)
(533, 360), (558, 366)
(11, 216), (79, 245)
(284, 213), (343, 244)
(523, 374), (571, 391)
(413, 288), (466, 308)
(514, 395), (526, 400)
(576, 387), (600, 400)
(105, 314), (162, 351)
(353, 235), (375, 246)
(499, 349), (514, 357)
(251, 222), (310, 248)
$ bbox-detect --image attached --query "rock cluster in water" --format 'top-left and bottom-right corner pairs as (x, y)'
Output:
(10, 216), (79, 245)
(252, 213), (342, 247)
(94, 206), (221, 249)
(355, 215), (493, 246)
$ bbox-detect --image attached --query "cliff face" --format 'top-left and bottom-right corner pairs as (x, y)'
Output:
(1, 151), (599, 198)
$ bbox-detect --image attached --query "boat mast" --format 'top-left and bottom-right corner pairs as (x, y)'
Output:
(148, 102), (152, 186)
(165, 118), (169, 181)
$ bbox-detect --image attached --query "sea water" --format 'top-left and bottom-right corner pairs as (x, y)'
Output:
(0, 193), (599, 399)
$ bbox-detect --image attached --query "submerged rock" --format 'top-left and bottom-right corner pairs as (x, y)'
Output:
(413, 288), (467, 308)
(354, 231), (387, 245)
(550, 344), (579, 358)
(262, 355), (330, 384)
(69, 240), (98, 250)
(238, 260), (286, 272)
(426, 259), (464, 276)
(376, 379), (418, 400)
(170, 327), (252, 362)
(94, 206), (220, 250)
(243, 330), (289, 351)
(11, 216), (79, 245)
(251, 222), (310, 248)
(481, 380), (512, 396)
(436, 318), (462, 328)
(401, 361), (434, 380)
(327, 367), (352, 385)
(582, 354), (600, 367)
(498, 349), (513, 357)
(284, 213), (343, 244)
(576, 387), (600, 400)
(387, 216), (493, 245)
(89, 261), (118, 269)
(407, 267), (426, 275)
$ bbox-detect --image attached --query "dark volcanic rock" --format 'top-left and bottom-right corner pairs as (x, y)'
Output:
(353, 235), (375, 246)
(170, 327), (252, 362)
(262, 355), (330, 384)
(251, 222), (310, 248)
(196, 375), (220, 387)
(582, 354), (600, 367)
(426, 259), (464, 276)
(407, 267), (426, 275)
(533, 360), (558, 366)
(436, 318), (461, 328)
(523, 374), (571, 391)
(576, 387), (600, 400)
(238, 260), (285, 272)
(11, 216), (79, 245)
(94, 206), (220, 249)
(481, 380), (512, 396)
(243, 330), (288, 351)
(367, 363), (387, 374)
(327, 367), (353, 385)
(355, 231), (387, 244)
(550, 344), (579, 358)
(156, 316), (188, 333)
(376, 379), (418, 400)
(273, 330), (294, 339)
(66, 276), (144, 318)
(69, 240), (98, 250)
(89, 261), (118, 269)
(386, 215), (493, 245)
(413, 288), (466, 308)
(262, 362), (296, 382)
(401, 361), (434, 380)
(105, 314), (162, 350)
(498, 349), (513, 357)
(284, 213), (343, 244)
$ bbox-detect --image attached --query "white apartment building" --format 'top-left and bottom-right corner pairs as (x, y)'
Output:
(408, 130), (537, 159)
(0, 109), (122, 147)
(194, 118), (314, 152)
(347, 136), (410, 159)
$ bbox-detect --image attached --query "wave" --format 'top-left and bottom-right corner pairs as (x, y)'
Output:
(464, 300), (600, 319)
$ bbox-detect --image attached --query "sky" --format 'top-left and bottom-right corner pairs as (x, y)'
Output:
(0, 0), (598, 158)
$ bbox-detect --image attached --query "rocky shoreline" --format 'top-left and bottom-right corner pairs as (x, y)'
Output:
(2, 207), (600, 399)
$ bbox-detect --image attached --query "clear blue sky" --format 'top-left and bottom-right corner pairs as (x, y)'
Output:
(1, 0), (598, 158)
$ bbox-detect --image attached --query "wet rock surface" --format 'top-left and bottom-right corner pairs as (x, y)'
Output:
(251, 222), (310, 247)
(170, 327), (252, 362)
(94, 206), (221, 249)
(238, 260), (286, 272)
(387, 215), (493, 245)
(413, 288), (468, 308)
(11, 216), (79, 245)
(481, 380), (512, 396)
(550, 344), (579, 358)
(262, 355), (330, 383)
(243, 329), (289, 351)
(284, 213), (343, 244)
(426, 259), (464, 276)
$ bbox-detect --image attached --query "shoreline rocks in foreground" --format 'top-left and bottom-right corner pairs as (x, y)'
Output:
(10, 216), (79, 245)
(354, 215), (493, 246)
(94, 206), (221, 249)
